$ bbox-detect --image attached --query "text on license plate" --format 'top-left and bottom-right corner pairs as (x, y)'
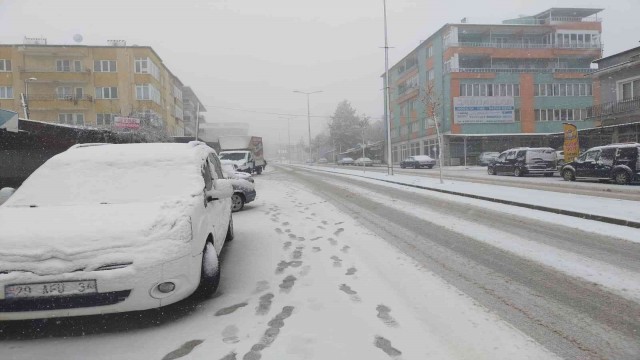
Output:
(5, 280), (97, 298)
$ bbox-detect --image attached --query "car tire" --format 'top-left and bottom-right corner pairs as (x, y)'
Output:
(562, 169), (576, 181)
(614, 170), (631, 185)
(400, 164), (405, 169)
(487, 167), (494, 175)
(256, 166), (263, 175)
(414, 163), (419, 169)
(544, 172), (553, 177)
(514, 167), (523, 177)
(231, 193), (245, 212)
(225, 215), (234, 242)
(427, 165), (434, 169)
(196, 242), (221, 298)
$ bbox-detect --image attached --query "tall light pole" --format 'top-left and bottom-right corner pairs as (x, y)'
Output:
(22, 77), (37, 119)
(383, 0), (393, 175)
(279, 116), (292, 164)
(293, 90), (322, 162)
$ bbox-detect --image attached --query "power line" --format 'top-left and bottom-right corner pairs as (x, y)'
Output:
(204, 104), (384, 121)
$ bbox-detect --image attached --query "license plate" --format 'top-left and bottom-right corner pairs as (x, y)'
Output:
(5, 280), (97, 299)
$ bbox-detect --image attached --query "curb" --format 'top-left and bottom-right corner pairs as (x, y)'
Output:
(295, 165), (640, 229)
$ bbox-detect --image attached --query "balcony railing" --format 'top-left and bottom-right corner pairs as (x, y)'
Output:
(19, 66), (91, 73)
(447, 42), (602, 50)
(586, 97), (640, 119)
(447, 67), (593, 74)
(548, 16), (601, 23)
(27, 94), (94, 102)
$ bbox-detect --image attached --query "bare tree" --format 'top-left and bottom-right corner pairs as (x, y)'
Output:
(419, 81), (444, 184)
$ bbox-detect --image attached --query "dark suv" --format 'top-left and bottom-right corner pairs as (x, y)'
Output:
(488, 147), (557, 177)
(561, 143), (640, 185)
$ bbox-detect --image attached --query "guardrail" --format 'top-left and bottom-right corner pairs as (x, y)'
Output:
(586, 98), (640, 118)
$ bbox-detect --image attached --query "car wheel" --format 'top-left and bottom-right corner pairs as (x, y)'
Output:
(427, 165), (434, 169)
(225, 215), (234, 242)
(562, 169), (575, 181)
(400, 164), (405, 169)
(414, 163), (419, 169)
(487, 167), (494, 175)
(514, 167), (522, 177)
(544, 172), (553, 177)
(614, 170), (631, 185)
(231, 193), (245, 212)
(196, 242), (221, 297)
(256, 166), (263, 175)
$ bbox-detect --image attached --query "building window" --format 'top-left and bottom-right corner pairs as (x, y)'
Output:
(460, 83), (519, 97)
(174, 105), (183, 120)
(428, 69), (435, 82)
(136, 84), (162, 104)
(172, 85), (183, 101)
(618, 78), (640, 100)
(410, 122), (420, 133)
(56, 59), (82, 72)
(0, 86), (13, 99)
(58, 113), (84, 125)
(95, 87), (118, 99)
(55, 87), (83, 100)
(94, 60), (117, 72)
(134, 57), (160, 80)
(535, 83), (592, 97)
(96, 113), (116, 126)
(535, 109), (586, 121)
(0, 59), (11, 72)
(427, 46), (433, 58)
(410, 142), (420, 155)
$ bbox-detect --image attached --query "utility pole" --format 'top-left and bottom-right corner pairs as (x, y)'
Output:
(383, 0), (394, 175)
(194, 102), (200, 141)
(293, 90), (323, 162)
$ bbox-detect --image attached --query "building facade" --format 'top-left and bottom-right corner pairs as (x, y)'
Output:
(385, 8), (604, 165)
(0, 40), (200, 137)
(182, 86), (206, 137)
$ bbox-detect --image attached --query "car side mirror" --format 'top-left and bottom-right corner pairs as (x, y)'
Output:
(0, 187), (16, 205)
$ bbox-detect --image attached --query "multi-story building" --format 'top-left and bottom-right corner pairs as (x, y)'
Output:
(182, 86), (206, 137)
(0, 39), (201, 137)
(384, 8), (604, 165)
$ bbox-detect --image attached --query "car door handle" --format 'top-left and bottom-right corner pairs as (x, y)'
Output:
(207, 195), (219, 202)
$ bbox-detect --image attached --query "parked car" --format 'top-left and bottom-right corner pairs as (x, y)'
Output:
(556, 150), (565, 168)
(222, 165), (257, 212)
(400, 155), (437, 169)
(561, 143), (640, 185)
(318, 158), (328, 164)
(487, 147), (557, 177)
(0, 142), (234, 320)
(354, 157), (374, 166)
(337, 157), (355, 165)
(478, 152), (500, 166)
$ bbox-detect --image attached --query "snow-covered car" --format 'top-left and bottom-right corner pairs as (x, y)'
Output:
(337, 157), (354, 165)
(222, 165), (257, 211)
(318, 158), (328, 164)
(0, 142), (234, 320)
(354, 157), (374, 166)
(400, 155), (436, 169)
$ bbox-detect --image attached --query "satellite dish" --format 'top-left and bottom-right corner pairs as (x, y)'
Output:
(73, 34), (83, 43)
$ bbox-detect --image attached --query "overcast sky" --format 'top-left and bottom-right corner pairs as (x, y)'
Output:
(1, 0), (638, 146)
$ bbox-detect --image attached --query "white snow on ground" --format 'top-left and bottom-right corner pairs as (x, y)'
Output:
(0, 167), (559, 360)
(298, 167), (640, 242)
(320, 177), (640, 303)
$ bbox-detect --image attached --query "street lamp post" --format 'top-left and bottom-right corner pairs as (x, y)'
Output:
(382, 0), (393, 175)
(293, 90), (322, 162)
(22, 77), (37, 119)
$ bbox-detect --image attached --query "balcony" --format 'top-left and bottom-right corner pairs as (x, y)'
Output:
(447, 67), (593, 74)
(19, 67), (92, 83)
(28, 94), (93, 102)
(447, 42), (602, 50)
(586, 98), (640, 119)
(27, 94), (94, 111)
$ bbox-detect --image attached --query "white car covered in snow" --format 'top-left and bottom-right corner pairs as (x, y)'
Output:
(0, 142), (234, 320)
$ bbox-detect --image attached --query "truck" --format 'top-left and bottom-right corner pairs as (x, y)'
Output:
(218, 136), (266, 174)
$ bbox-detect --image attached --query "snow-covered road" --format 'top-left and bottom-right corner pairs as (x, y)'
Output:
(1, 165), (638, 360)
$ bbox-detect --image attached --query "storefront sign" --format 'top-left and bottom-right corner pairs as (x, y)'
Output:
(563, 123), (580, 162)
(454, 97), (514, 124)
(114, 117), (141, 129)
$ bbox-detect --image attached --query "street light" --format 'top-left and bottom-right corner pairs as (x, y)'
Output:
(22, 77), (37, 119)
(293, 90), (323, 162)
(382, 0), (393, 175)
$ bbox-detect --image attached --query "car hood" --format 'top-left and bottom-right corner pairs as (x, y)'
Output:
(0, 200), (195, 275)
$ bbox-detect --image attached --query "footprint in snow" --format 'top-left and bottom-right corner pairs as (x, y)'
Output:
(282, 222), (290, 226)
(328, 238), (337, 246)
(310, 236), (322, 241)
(162, 339), (205, 360)
(330, 255), (342, 267)
(288, 233), (297, 239)
(312, 247), (321, 253)
(254, 280), (270, 293)
(317, 226), (326, 230)
(215, 302), (248, 316)
(321, 220), (329, 225)
(340, 245), (350, 253)
(334, 221), (344, 225)
(275, 228), (283, 234)
(222, 325), (240, 344)
(276, 260), (303, 274)
(376, 304), (399, 328)
(339, 284), (361, 302)
(218, 352), (237, 360)
(334, 228), (344, 236)
(279, 275), (297, 293)
(297, 237), (305, 242)
(256, 293), (274, 316)
(283, 241), (292, 250)
(374, 336), (402, 358)
(346, 267), (357, 276)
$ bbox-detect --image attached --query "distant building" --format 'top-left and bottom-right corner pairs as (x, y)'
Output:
(182, 86), (206, 137)
(384, 8), (604, 165)
(0, 40), (204, 137)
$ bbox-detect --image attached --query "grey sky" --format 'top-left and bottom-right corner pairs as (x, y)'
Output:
(0, 0), (638, 146)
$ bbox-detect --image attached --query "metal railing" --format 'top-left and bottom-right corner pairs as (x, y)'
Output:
(448, 67), (593, 74)
(19, 66), (91, 73)
(27, 94), (94, 101)
(548, 16), (601, 23)
(448, 42), (602, 50)
(586, 97), (640, 118)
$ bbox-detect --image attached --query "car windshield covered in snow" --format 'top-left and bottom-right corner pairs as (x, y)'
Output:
(4, 144), (205, 207)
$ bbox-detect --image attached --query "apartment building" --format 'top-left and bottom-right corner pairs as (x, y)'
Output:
(0, 39), (199, 137)
(384, 8), (604, 165)
(182, 86), (206, 137)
